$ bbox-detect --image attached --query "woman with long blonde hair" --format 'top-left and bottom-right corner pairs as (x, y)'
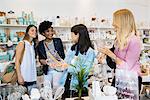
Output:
(98, 9), (142, 93)
(113, 9), (137, 50)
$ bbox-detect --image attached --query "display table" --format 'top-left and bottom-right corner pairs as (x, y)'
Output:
(66, 96), (89, 100)
(65, 96), (130, 100)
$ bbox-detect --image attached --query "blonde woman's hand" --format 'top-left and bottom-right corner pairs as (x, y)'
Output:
(18, 75), (24, 85)
(98, 47), (108, 54)
(98, 47), (122, 65)
(97, 54), (106, 64)
(98, 47), (116, 59)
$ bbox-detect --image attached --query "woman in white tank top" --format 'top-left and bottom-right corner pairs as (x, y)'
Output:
(15, 25), (38, 93)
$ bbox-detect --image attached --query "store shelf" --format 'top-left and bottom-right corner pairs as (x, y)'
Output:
(53, 26), (71, 28)
(0, 24), (28, 27)
(137, 28), (150, 30)
(143, 36), (150, 39)
(62, 40), (71, 43)
(0, 25), (147, 30)
(53, 26), (113, 29)
(0, 42), (18, 45)
(143, 43), (150, 47)
(0, 61), (11, 72)
(88, 26), (113, 29)
(142, 76), (150, 82)
(53, 26), (150, 30)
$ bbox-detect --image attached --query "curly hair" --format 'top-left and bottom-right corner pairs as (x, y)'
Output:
(38, 21), (52, 34)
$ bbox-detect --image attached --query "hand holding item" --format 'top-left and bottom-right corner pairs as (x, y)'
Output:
(46, 58), (68, 69)
(97, 53), (106, 64)
(45, 50), (69, 71)
(98, 47), (115, 58)
(60, 62), (68, 68)
(98, 47), (122, 65)
(98, 47), (109, 54)
(94, 39), (111, 57)
(49, 63), (58, 68)
(46, 59), (59, 68)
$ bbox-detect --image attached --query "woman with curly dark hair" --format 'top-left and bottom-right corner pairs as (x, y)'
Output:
(37, 21), (65, 91)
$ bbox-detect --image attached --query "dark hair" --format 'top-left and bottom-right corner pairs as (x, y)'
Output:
(23, 24), (38, 57)
(23, 24), (38, 41)
(71, 24), (94, 56)
(39, 21), (53, 34)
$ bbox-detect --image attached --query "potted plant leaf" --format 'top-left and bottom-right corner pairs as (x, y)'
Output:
(70, 60), (91, 100)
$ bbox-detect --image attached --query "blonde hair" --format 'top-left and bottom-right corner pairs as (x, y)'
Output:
(113, 9), (137, 49)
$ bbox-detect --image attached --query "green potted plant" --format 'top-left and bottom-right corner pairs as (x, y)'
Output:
(70, 60), (91, 100)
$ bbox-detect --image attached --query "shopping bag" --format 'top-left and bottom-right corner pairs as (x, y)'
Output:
(1, 63), (17, 84)
(0, 41), (25, 84)
(115, 69), (139, 100)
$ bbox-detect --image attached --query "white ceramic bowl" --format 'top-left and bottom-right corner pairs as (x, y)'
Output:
(103, 85), (117, 96)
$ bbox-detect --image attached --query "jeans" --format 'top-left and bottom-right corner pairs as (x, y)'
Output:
(44, 69), (64, 91)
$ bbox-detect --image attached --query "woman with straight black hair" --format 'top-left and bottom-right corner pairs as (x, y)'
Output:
(62, 24), (96, 98)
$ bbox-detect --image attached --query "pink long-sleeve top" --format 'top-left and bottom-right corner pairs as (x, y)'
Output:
(114, 35), (141, 76)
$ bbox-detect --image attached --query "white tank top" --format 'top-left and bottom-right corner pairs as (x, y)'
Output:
(20, 40), (37, 82)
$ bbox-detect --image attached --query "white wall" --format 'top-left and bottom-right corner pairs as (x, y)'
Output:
(0, 0), (150, 23)
(148, 0), (150, 23)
